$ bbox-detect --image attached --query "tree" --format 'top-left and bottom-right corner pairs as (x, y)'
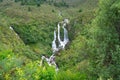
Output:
(14, 0), (19, 2)
(36, 0), (40, 7)
(89, 0), (120, 79)
(0, 0), (3, 2)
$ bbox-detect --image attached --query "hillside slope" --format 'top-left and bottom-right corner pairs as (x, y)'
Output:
(0, 0), (100, 79)
(0, 26), (39, 59)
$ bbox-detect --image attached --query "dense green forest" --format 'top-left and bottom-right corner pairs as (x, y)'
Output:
(0, 0), (120, 80)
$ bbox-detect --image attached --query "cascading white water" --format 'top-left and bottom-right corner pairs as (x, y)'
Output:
(62, 23), (69, 49)
(57, 23), (65, 49)
(9, 26), (18, 36)
(9, 26), (14, 30)
(52, 30), (59, 53)
(40, 19), (69, 71)
(63, 25), (69, 43)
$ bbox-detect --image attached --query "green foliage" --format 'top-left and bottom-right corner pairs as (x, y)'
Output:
(78, 9), (82, 13)
(0, 0), (3, 2)
(87, 0), (120, 79)
(56, 9), (95, 71)
(1, 56), (87, 80)
(14, 0), (19, 2)
(56, 35), (88, 69)
(12, 21), (55, 56)
(16, 0), (46, 6)
(0, 51), (29, 80)
(55, 70), (87, 80)
(52, 9), (55, 13)
(54, 2), (69, 8)
(28, 7), (32, 12)
(0, 50), (13, 60)
(0, 26), (39, 60)
(13, 22), (54, 44)
(0, 0), (101, 79)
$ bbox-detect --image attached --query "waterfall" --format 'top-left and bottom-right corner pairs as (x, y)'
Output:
(9, 26), (18, 36)
(63, 23), (69, 48)
(9, 26), (14, 30)
(40, 19), (69, 71)
(57, 23), (62, 47)
(52, 30), (59, 53)
(58, 23), (65, 49)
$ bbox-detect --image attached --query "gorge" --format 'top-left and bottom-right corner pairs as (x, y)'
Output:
(40, 19), (70, 71)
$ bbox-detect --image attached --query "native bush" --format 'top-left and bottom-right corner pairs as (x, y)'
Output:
(87, 0), (120, 79)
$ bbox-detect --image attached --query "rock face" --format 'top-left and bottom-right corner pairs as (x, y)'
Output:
(41, 19), (70, 71)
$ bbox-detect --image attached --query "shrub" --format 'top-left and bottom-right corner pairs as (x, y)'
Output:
(79, 9), (82, 13)
(88, 0), (120, 79)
